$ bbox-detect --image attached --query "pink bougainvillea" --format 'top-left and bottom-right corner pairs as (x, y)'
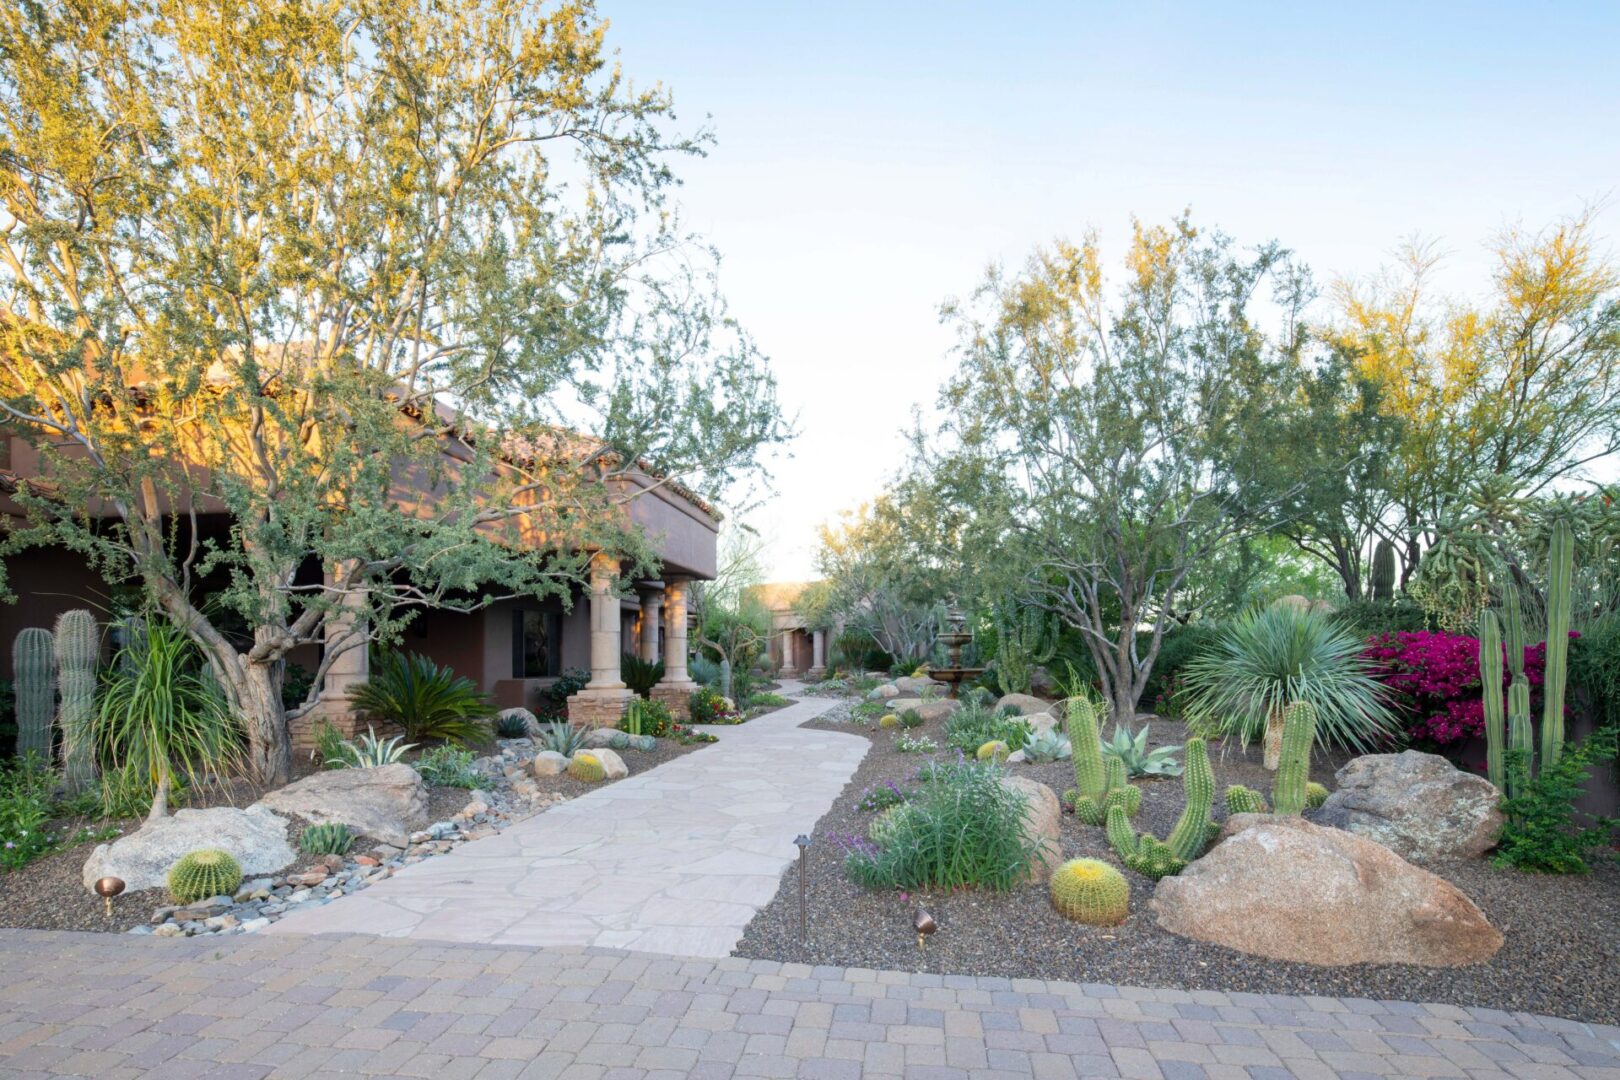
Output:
(1360, 630), (1570, 746)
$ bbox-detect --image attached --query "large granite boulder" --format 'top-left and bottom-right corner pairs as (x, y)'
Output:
(894, 675), (947, 695)
(529, 750), (569, 777)
(255, 763), (428, 847)
(999, 776), (1063, 883)
(994, 693), (1052, 717)
(1316, 750), (1504, 861)
(888, 697), (959, 722)
(82, 806), (296, 893)
(867, 683), (900, 701)
(1153, 815), (1502, 967)
(579, 747), (629, 780)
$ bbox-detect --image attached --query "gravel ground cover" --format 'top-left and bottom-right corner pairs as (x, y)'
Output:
(733, 698), (1620, 1024)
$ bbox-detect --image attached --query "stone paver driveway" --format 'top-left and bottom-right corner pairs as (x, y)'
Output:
(268, 686), (867, 956)
(3, 929), (1618, 1080)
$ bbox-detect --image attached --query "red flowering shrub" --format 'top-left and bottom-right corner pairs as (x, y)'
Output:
(1360, 630), (1564, 746)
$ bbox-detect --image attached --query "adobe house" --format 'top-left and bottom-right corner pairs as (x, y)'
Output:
(0, 421), (718, 750)
(748, 581), (830, 680)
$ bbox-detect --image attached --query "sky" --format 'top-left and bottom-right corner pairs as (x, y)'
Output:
(598, 1), (1620, 582)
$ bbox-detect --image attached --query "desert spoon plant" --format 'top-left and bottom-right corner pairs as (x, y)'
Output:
(55, 610), (100, 795)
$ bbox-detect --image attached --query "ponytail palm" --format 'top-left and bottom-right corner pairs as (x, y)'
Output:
(1181, 606), (1396, 764)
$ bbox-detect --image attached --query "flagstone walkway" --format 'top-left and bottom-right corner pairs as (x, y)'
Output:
(4, 929), (1618, 1080)
(266, 684), (867, 957)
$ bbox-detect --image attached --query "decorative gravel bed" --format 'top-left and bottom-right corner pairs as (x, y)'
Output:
(733, 699), (1620, 1024)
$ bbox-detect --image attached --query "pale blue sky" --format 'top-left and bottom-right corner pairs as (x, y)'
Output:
(600, 1), (1620, 580)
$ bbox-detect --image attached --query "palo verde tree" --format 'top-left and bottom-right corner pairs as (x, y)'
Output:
(931, 217), (1302, 725)
(0, 0), (786, 784)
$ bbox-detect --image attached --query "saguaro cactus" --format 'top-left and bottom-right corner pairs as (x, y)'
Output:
(1541, 521), (1573, 769)
(12, 627), (56, 761)
(1273, 701), (1317, 816)
(54, 610), (100, 794)
(1369, 539), (1396, 603)
(1478, 608), (1506, 792)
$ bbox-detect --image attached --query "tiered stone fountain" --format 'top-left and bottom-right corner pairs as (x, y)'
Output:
(927, 603), (985, 699)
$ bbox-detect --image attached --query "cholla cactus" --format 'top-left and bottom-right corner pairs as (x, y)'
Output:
(1225, 784), (1269, 815)
(1272, 701), (1316, 816)
(1049, 858), (1129, 925)
(54, 610), (99, 794)
(568, 753), (606, 782)
(12, 627), (55, 761)
(167, 849), (243, 904)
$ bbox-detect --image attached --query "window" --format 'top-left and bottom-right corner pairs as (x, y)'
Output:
(512, 610), (561, 678)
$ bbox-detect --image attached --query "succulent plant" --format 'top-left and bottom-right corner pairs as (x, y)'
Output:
(54, 610), (99, 794)
(976, 739), (1010, 763)
(1480, 607), (1506, 791)
(1272, 701), (1316, 816)
(634, 734), (656, 752)
(1065, 698), (1141, 824)
(494, 712), (532, 739)
(1106, 738), (1213, 879)
(12, 626), (55, 761)
(1305, 781), (1330, 809)
(327, 727), (415, 768)
(1542, 520), (1573, 769)
(1068, 755), (1141, 825)
(167, 848), (243, 904)
(608, 730), (631, 751)
(897, 709), (925, 729)
(568, 753), (606, 782)
(1370, 538), (1396, 603)
(536, 721), (589, 756)
(878, 713), (901, 729)
(1224, 784), (1269, 815)
(1049, 858), (1129, 925)
(1020, 726), (1072, 763)
(299, 822), (355, 856)
(1101, 722), (1183, 777)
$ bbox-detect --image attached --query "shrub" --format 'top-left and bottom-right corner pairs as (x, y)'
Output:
(280, 661), (317, 712)
(1494, 731), (1619, 874)
(895, 733), (938, 753)
(689, 686), (740, 724)
(689, 655), (722, 689)
(853, 700), (887, 721)
(413, 746), (481, 788)
(1142, 622), (1222, 705)
(167, 848), (242, 904)
(299, 822), (354, 857)
(1332, 598), (1430, 639)
(0, 755), (57, 871)
(943, 701), (1032, 755)
(348, 651), (490, 745)
(857, 780), (907, 812)
(624, 698), (675, 738)
(1361, 629), (1559, 746)
(842, 759), (1039, 891)
(621, 654), (664, 698)
(1181, 606), (1398, 754)
(537, 667), (590, 720)
(746, 692), (792, 710)
(312, 719), (348, 769)
(1569, 615), (1620, 732)
(327, 727), (415, 768)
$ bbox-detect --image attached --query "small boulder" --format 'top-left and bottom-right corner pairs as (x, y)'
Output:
(1153, 815), (1502, 967)
(497, 707), (538, 734)
(1028, 666), (1061, 699)
(886, 697), (924, 713)
(581, 726), (621, 749)
(994, 693), (1052, 717)
(1316, 750), (1505, 861)
(530, 751), (569, 777)
(894, 675), (947, 695)
(255, 763), (428, 848)
(581, 747), (629, 780)
(998, 776), (1062, 883)
(82, 806), (296, 893)
(867, 683), (901, 701)
(911, 699), (960, 723)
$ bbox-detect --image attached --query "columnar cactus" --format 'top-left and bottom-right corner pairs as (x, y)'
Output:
(1272, 701), (1316, 816)
(1224, 784), (1268, 815)
(1479, 607), (1506, 791)
(12, 627), (55, 762)
(1066, 697), (1139, 824)
(1541, 520), (1572, 769)
(1049, 858), (1130, 925)
(54, 610), (99, 794)
(1502, 582), (1534, 778)
(1370, 539), (1396, 603)
(167, 849), (243, 904)
(1165, 738), (1213, 863)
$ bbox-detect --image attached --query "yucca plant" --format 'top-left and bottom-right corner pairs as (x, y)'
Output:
(95, 617), (242, 824)
(348, 651), (490, 745)
(1181, 606), (1397, 768)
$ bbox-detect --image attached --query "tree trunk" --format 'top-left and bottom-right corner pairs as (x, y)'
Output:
(235, 660), (292, 787)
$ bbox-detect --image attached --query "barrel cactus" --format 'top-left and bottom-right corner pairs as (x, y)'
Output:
(634, 734), (656, 752)
(1049, 858), (1129, 925)
(1272, 701), (1316, 816)
(12, 626), (55, 761)
(167, 849), (243, 904)
(568, 753), (606, 782)
(54, 610), (99, 793)
(1224, 784), (1268, 815)
(976, 739), (1010, 763)
(299, 822), (355, 856)
(878, 713), (901, 729)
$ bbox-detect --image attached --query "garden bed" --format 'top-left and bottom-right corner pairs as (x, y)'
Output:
(733, 701), (1620, 1024)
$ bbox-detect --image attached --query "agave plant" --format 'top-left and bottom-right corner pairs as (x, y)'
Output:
(1020, 727), (1072, 763)
(535, 721), (589, 757)
(1101, 723), (1183, 777)
(1180, 605), (1398, 765)
(348, 651), (491, 745)
(328, 727), (416, 768)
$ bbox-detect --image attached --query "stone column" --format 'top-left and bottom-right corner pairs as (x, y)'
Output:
(651, 576), (699, 719)
(638, 583), (664, 663)
(807, 628), (827, 680)
(566, 552), (633, 727)
(779, 629), (796, 676)
(293, 561), (369, 755)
